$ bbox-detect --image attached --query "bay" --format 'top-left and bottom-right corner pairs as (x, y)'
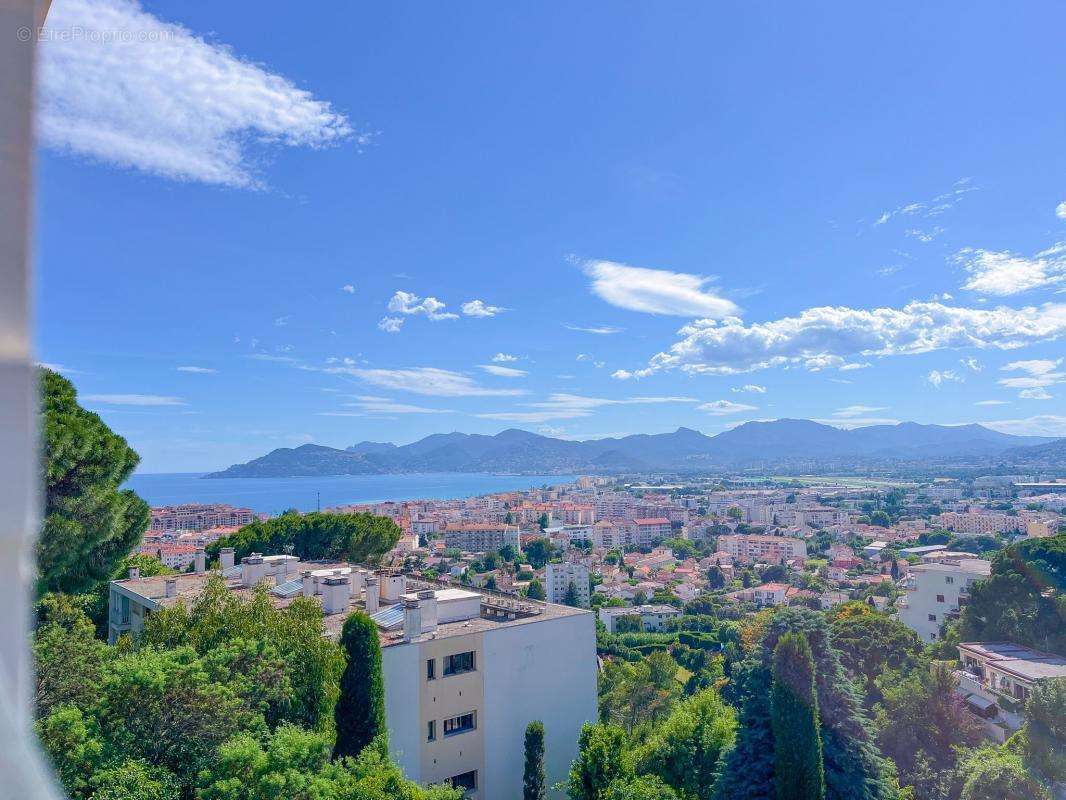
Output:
(124, 472), (577, 515)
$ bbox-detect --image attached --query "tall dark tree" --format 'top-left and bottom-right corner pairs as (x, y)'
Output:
(771, 633), (824, 800)
(525, 578), (546, 601)
(564, 581), (581, 607)
(38, 368), (149, 595)
(523, 720), (546, 800)
(334, 612), (387, 759)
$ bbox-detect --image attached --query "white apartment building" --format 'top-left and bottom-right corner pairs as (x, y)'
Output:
(443, 523), (520, 553)
(545, 561), (590, 608)
(149, 503), (256, 532)
(896, 556), (991, 642)
(717, 533), (807, 565)
(109, 553), (597, 800)
(628, 518), (672, 547)
(598, 604), (681, 633)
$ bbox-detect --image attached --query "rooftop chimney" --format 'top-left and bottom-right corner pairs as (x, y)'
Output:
(417, 589), (438, 634)
(380, 572), (406, 602)
(301, 570), (316, 597)
(350, 566), (365, 597)
(241, 553), (265, 588)
(164, 577), (177, 598)
(220, 547), (235, 571)
(364, 576), (380, 613)
(128, 566), (141, 580)
(403, 596), (422, 642)
(321, 573), (351, 615)
(194, 541), (206, 574)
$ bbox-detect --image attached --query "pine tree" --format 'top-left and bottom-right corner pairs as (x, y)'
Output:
(564, 581), (581, 607)
(771, 632), (824, 800)
(333, 612), (387, 759)
(524, 720), (546, 800)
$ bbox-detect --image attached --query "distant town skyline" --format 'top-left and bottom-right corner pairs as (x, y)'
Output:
(35, 0), (1066, 471)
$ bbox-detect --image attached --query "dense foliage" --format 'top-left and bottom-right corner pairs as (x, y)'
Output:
(770, 632), (824, 800)
(523, 720), (546, 800)
(38, 368), (150, 595)
(334, 612), (387, 760)
(209, 511), (402, 566)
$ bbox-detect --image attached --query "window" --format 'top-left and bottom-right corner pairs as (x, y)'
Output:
(928, 614), (937, 622)
(945, 576), (955, 584)
(427, 720), (436, 741)
(450, 770), (477, 793)
(936, 594), (945, 603)
(443, 712), (476, 737)
(443, 651), (476, 676)
(426, 659), (436, 680)
(120, 594), (130, 625)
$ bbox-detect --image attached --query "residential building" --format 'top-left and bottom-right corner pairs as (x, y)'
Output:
(629, 518), (672, 547)
(443, 523), (520, 554)
(545, 561), (590, 608)
(149, 503), (256, 532)
(598, 604), (681, 633)
(896, 557), (991, 642)
(109, 554), (597, 800)
(717, 533), (807, 565)
(956, 642), (1066, 741)
(936, 511), (1021, 536)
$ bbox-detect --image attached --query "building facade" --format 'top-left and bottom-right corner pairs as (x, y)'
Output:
(545, 561), (590, 608)
(896, 557), (991, 642)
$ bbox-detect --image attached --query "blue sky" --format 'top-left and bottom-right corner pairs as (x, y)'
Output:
(34, 0), (1066, 472)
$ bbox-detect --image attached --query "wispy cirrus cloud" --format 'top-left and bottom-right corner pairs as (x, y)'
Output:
(329, 367), (526, 397)
(998, 358), (1063, 400)
(579, 259), (738, 318)
(872, 179), (976, 227)
(476, 393), (697, 423)
(83, 393), (185, 406)
(697, 400), (758, 416)
(927, 369), (963, 388)
(983, 414), (1066, 437)
(38, 0), (357, 188)
(563, 324), (624, 335)
(491, 353), (519, 363)
(834, 404), (889, 418)
(955, 243), (1066, 296)
(478, 364), (527, 377)
(732, 384), (766, 394)
(341, 396), (452, 414)
(176, 366), (216, 373)
(611, 300), (1066, 378)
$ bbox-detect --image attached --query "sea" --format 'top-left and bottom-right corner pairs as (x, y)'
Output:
(123, 472), (578, 515)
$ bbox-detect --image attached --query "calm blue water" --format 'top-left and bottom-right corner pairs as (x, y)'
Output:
(124, 472), (576, 514)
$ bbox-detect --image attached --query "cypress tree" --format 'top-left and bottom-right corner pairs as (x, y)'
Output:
(771, 632), (824, 800)
(333, 612), (386, 759)
(523, 720), (546, 800)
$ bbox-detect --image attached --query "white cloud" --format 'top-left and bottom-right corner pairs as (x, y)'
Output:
(839, 361), (872, 371)
(476, 393), (696, 423)
(334, 367), (526, 397)
(576, 354), (592, 362)
(461, 300), (506, 317)
(378, 317), (404, 333)
(564, 324), (624, 335)
(617, 300), (1066, 377)
(1056, 201), (1066, 220)
(959, 357), (983, 372)
(491, 353), (519, 362)
(83, 393), (185, 406)
(274, 316), (290, 327)
(387, 291), (458, 321)
(38, 0), (355, 187)
(998, 359), (1064, 400)
(983, 414), (1066, 437)
(834, 405), (888, 418)
(877, 265), (902, 277)
(926, 369), (963, 388)
(872, 181), (977, 227)
(732, 384), (766, 394)
(974, 400), (1010, 406)
(905, 227), (944, 243)
(580, 259), (738, 318)
(955, 243), (1066, 296)
(1019, 388), (1053, 400)
(176, 366), (216, 373)
(341, 284), (355, 294)
(813, 417), (901, 428)
(697, 400), (758, 416)
(342, 396), (452, 414)
(479, 364), (527, 378)
(37, 362), (80, 374)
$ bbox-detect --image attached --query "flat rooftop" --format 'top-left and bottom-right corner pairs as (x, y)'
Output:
(111, 560), (588, 647)
(960, 641), (1066, 682)
(911, 557), (991, 576)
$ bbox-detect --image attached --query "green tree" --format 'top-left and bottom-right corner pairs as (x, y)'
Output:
(90, 759), (180, 800)
(33, 593), (113, 718)
(538, 513), (550, 530)
(564, 581), (581, 607)
(956, 746), (1050, 800)
(210, 511), (401, 567)
(603, 775), (680, 800)
(334, 612), (387, 759)
(707, 565), (726, 589)
(567, 723), (631, 800)
(38, 368), (150, 595)
(1012, 677), (1066, 786)
(525, 578), (546, 600)
(523, 720), (546, 800)
(632, 689), (736, 800)
(874, 663), (983, 800)
(526, 538), (553, 569)
(829, 613), (921, 706)
(771, 632), (824, 800)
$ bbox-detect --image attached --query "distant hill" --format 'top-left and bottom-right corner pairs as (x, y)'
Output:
(203, 421), (1056, 478)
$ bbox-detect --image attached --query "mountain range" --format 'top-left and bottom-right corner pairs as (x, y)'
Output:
(204, 420), (1061, 478)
